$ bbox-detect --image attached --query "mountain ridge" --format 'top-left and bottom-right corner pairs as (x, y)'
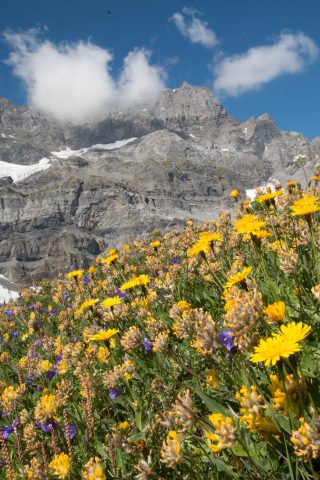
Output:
(0, 83), (319, 286)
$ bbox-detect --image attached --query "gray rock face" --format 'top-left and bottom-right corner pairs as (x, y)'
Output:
(0, 83), (318, 285)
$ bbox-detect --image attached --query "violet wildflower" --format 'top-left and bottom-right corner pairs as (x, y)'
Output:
(172, 256), (180, 264)
(41, 418), (59, 432)
(219, 330), (236, 352)
(143, 337), (153, 353)
(65, 423), (78, 440)
(0, 426), (14, 439)
(109, 388), (122, 400)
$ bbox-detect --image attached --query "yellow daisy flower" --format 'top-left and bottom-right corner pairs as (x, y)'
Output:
(65, 269), (83, 278)
(234, 214), (266, 235)
(225, 266), (252, 288)
(290, 195), (320, 216)
(89, 329), (119, 342)
(100, 296), (121, 309)
(79, 298), (99, 310)
(263, 301), (285, 323)
(256, 189), (284, 204)
(251, 335), (301, 366)
(276, 321), (311, 343)
(120, 274), (151, 291)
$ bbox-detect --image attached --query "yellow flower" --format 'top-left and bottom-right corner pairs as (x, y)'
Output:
(230, 189), (239, 198)
(263, 301), (285, 323)
(99, 253), (118, 265)
(97, 346), (110, 363)
(205, 413), (236, 452)
(39, 359), (53, 373)
(225, 266), (252, 288)
(89, 329), (119, 342)
(79, 298), (99, 310)
(187, 232), (222, 258)
(251, 335), (301, 366)
(49, 453), (70, 479)
(256, 189), (284, 204)
(65, 269), (83, 278)
(206, 370), (218, 388)
(290, 195), (320, 216)
(199, 231), (223, 242)
(36, 394), (59, 418)
(100, 296), (121, 309)
(82, 457), (106, 480)
(187, 238), (211, 257)
(161, 431), (181, 467)
(119, 421), (130, 431)
(277, 321), (311, 343)
(150, 240), (161, 248)
(120, 274), (151, 291)
(234, 214), (266, 235)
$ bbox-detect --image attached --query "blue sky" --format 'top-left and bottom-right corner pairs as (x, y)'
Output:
(0, 0), (319, 138)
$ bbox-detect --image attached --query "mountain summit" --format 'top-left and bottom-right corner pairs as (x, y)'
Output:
(0, 83), (319, 285)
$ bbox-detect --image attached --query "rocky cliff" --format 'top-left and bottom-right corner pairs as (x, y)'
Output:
(0, 82), (318, 286)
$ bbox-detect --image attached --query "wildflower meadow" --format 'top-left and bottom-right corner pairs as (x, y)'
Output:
(0, 171), (320, 479)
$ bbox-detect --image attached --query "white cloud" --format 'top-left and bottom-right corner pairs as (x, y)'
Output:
(4, 29), (166, 124)
(118, 49), (165, 106)
(171, 7), (218, 48)
(214, 32), (319, 96)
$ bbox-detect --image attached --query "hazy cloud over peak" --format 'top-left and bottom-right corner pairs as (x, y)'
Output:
(213, 32), (319, 96)
(4, 29), (166, 124)
(171, 7), (218, 48)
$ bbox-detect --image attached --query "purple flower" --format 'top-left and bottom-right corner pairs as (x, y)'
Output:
(5, 309), (15, 316)
(115, 288), (128, 300)
(49, 309), (56, 315)
(29, 305), (35, 311)
(171, 256), (180, 264)
(82, 276), (90, 284)
(0, 426), (14, 439)
(10, 332), (19, 338)
(143, 337), (153, 353)
(109, 388), (121, 400)
(46, 369), (57, 380)
(219, 330), (236, 352)
(37, 385), (44, 392)
(41, 418), (59, 432)
(70, 337), (77, 343)
(63, 294), (70, 300)
(65, 423), (78, 440)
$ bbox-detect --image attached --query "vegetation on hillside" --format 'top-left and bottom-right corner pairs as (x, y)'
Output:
(0, 166), (320, 479)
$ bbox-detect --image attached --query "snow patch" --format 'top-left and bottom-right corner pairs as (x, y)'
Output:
(243, 127), (248, 134)
(0, 158), (52, 182)
(51, 137), (137, 159)
(189, 134), (196, 139)
(1, 133), (15, 139)
(221, 148), (229, 152)
(0, 275), (19, 305)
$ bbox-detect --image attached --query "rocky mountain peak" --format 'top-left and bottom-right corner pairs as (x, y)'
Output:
(152, 82), (229, 130)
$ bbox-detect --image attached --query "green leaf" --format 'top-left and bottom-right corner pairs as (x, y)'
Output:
(231, 444), (249, 457)
(189, 384), (228, 415)
(276, 415), (291, 434)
